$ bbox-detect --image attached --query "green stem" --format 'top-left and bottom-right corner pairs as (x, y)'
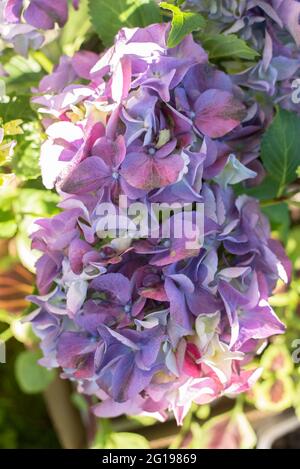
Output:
(29, 51), (53, 74)
(233, 395), (244, 416)
(260, 189), (300, 208)
(0, 328), (13, 343)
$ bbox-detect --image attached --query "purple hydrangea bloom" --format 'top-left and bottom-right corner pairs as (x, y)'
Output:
(28, 23), (291, 425)
(184, 0), (300, 113)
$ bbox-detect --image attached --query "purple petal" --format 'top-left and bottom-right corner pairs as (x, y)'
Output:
(273, 0), (300, 46)
(72, 51), (99, 80)
(195, 90), (246, 138)
(236, 302), (285, 349)
(24, 0), (68, 29)
(121, 150), (184, 191)
(4, 0), (23, 22)
(61, 156), (110, 194)
(90, 273), (131, 305)
(92, 135), (126, 168)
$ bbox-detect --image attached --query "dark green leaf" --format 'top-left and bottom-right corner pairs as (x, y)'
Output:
(160, 2), (206, 48)
(262, 203), (290, 243)
(234, 175), (279, 200)
(89, 0), (161, 47)
(0, 95), (36, 122)
(261, 108), (300, 196)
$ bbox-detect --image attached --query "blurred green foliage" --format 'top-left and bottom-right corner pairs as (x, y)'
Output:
(0, 340), (60, 449)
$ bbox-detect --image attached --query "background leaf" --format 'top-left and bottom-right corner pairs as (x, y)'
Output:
(91, 429), (150, 449)
(15, 350), (55, 394)
(0, 210), (17, 239)
(160, 2), (206, 48)
(2, 55), (43, 95)
(106, 432), (150, 449)
(89, 0), (161, 47)
(0, 96), (36, 122)
(10, 124), (42, 181)
(261, 109), (300, 196)
(262, 203), (290, 243)
(199, 410), (256, 449)
(60, 0), (92, 55)
(200, 33), (259, 60)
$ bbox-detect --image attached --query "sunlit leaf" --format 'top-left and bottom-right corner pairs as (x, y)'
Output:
(200, 33), (259, 60)
(160, 2), (205, 48)
(89, 0), (161, 47)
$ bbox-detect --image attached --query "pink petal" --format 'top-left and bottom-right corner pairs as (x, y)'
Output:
(195, 89), (246, 138)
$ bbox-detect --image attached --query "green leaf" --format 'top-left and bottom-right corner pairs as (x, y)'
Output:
(200, 410), (256, 449)
(0, 209), (17, 239)
(220, 59), (257, 74)
(2, 55), (43, 95)
(261, 108), (300, 196)
(129, 415), (157, 426)
(200, 33), (259, 60)
(60, 0), (92, 56)
(13, 188), (59, 217)
(90, 419), (112, 449)
(160, 2), (206, 48)
(89, 0), (161, 47)
(262, 203), (290, 243)
(253, 376), (294, 412)
(10, 121), (42, 181)
(15, 350), (55, 394)
(287, 226), (300, 268)
(91, 427), (150, 449)
(106, 432), (150, 449)
(0, 95), (36, 122)
(236, 175), (279, 200)
(261, 343), (294, 377)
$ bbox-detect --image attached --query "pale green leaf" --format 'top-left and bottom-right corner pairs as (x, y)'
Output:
(15, 350), (55, 394)
(160, 2), (206, 48)
(200, 33), (259, 60)
(89, 0), (161, 47)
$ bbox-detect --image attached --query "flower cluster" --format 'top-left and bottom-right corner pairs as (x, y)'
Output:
(184, 0), (300, 112)
(0, 0), (78, 55)
(28, 23), (290, 424)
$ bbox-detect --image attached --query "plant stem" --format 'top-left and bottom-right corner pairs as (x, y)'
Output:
(0, 328), (13, 342)
(0, 310), (12, 324)
(260, 189), (300, 207)
(29, 51), (53, 74)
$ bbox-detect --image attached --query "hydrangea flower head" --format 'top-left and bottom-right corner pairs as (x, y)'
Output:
(28, 23), (290, 424)
(184, 0), (300, 112)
